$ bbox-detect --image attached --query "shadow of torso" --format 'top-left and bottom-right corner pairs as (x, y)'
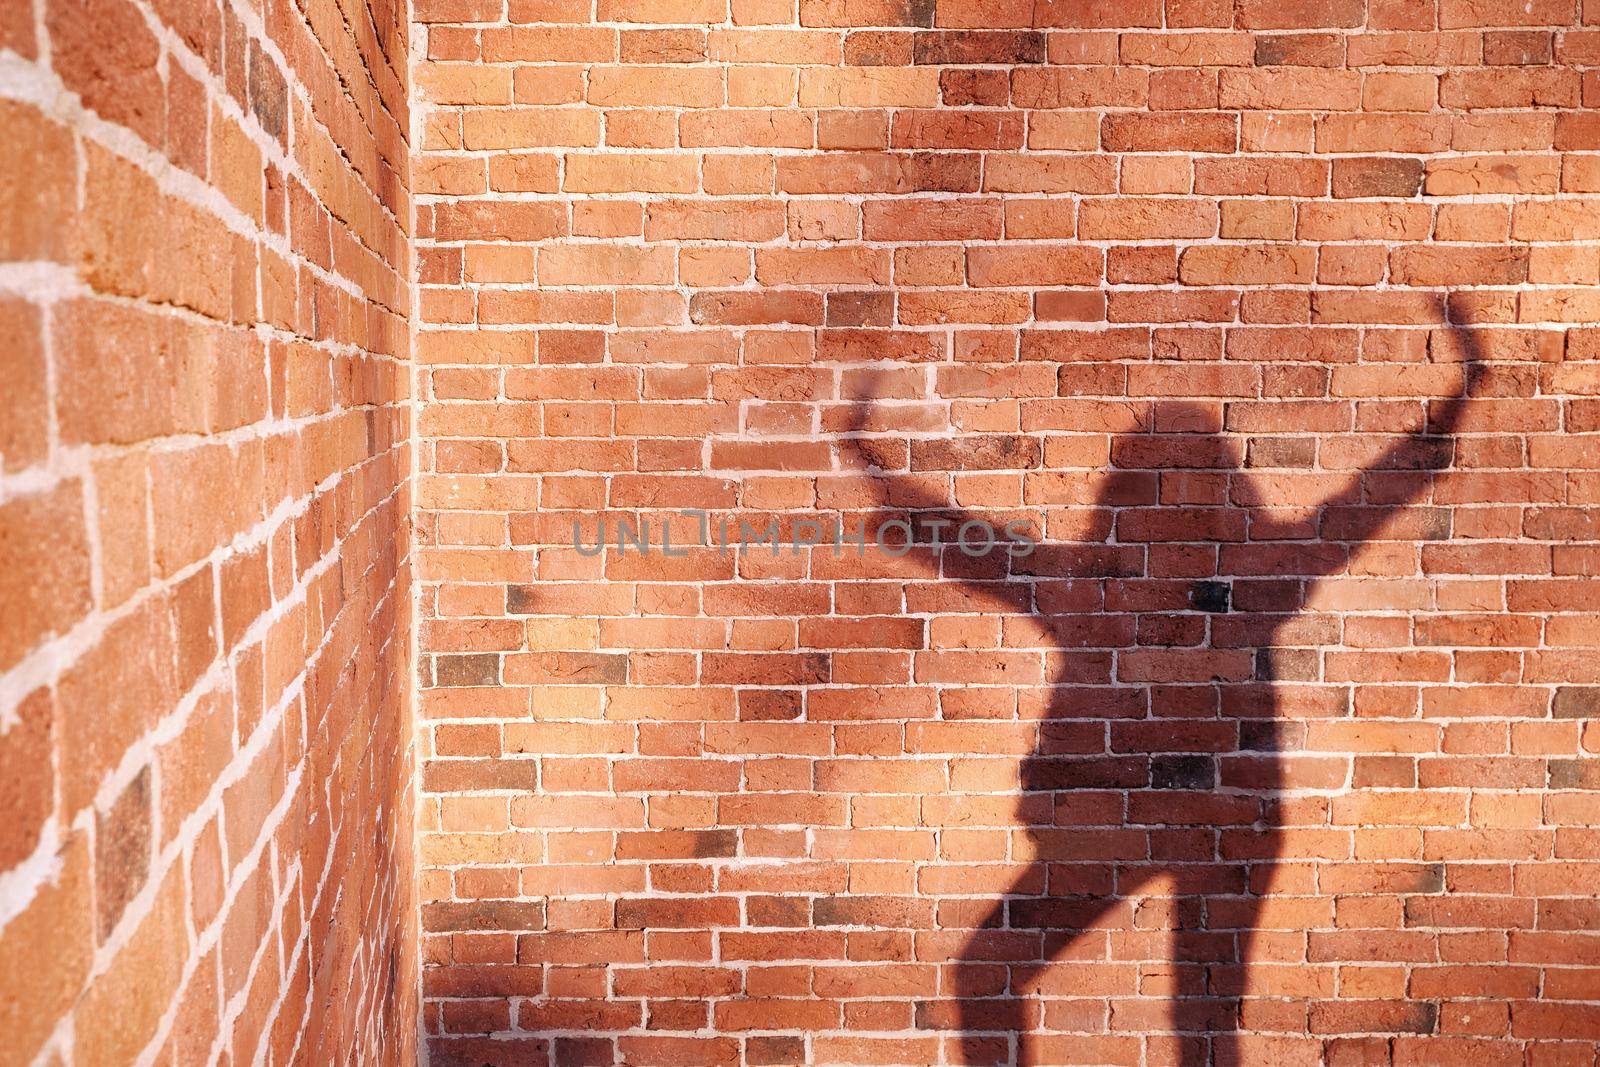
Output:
(884, 443), (1300, 1067)
(837, 375), (1476, 1066)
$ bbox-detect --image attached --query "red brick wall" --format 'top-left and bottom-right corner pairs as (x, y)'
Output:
(402, 1), (1600, 1064)
(411, 1), (1600, 1064)
(0, 0), (415, 1059)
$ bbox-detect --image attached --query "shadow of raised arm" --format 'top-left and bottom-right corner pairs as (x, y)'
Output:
(841, 372), (1039, 616)
(1249, 322), (1487, 564)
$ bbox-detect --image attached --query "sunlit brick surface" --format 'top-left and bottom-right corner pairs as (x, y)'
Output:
(413, 1), (1600, 1064)
(0, 0), (416, 1060)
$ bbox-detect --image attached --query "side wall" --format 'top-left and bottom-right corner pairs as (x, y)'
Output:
(0, 0), (416, 1060)
(412, 1), (1600, 1065)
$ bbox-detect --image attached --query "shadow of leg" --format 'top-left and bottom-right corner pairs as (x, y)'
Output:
(953, 895), (1027, 1066)
(955, 886), (1147, 1066)
(1170, 859), (1275, 1067)
(1173, 915), (1234, 1067)
(1203, 892), (1270, 1067)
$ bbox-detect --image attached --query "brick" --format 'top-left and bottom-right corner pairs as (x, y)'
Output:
(0, 834), (94, 1061)
(564, 153), (699, 193)
(1030, 0), (1159, 27)
(588, 66), (724, 107)
(434, 200), (569, 241)
(94, 767), (152, 940)
(156, 691), (232, 847)
(5, 0), (418, 1055)
(0, 102), (76, 262)
(1332, 156), (1425, 197)
(1236, 0), (1363, 27)
(1297, 202), (1431, 240)
(1254, 32), (1346, 66)
(799, 67), (940, 106)
(801, 0), (935, 27)
(1179, 245), (1316, 285)
(462, 109), (601, 149)
(1079, 197), (1219, 239)
(1440, 0), (1575, 27)
(1221, 69), (1363, 110)
(914, 29), (1043, 64)
(0, 481), (92, 673)
(1103, 111), (1238, 153)
(51, 299), (252, 445)
(891, 109), (1024, 150)
(1012, 67), (1147, 109)
(1389, 245), (1529, 286)
(539, 244), (676, 285)
(966, 246), (1101, 287)
(47, 0), (165, 146)
(74, 866), (188, 1065)
(78, 145), (240, 321)
(1553, 687), (1600, 719)
(0, 690), (53, 870)
(1426, 154), (1560, 195)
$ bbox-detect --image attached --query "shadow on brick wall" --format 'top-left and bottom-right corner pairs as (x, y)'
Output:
(840, 326), (1482, 1067)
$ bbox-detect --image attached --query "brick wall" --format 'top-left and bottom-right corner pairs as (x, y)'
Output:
(0, 0), (415, 1060)
(411, 1), (1600, 1064)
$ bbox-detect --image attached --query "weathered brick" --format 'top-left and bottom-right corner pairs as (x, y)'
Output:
(1, 0), (418, 1055)
(12, 0), (1600, 1061)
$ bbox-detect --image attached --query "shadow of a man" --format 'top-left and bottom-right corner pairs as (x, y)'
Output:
(842, 331), (1483, 1066)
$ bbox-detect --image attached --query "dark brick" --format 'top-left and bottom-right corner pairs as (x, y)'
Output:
(1152, 755), (1218, 789)
(428, 1037), (551, 1067)
(1242, 720), (1305, 752)
(1550, 760), (1600, 789)
(747, 1036), (806, 1065)
(424, 966), (544, 999)
(826, 291), (893, 327)
(1026, 755), (1150, 789)
(553, 1038), (616, 1067)
(747, 895), (810, 926)
(1484, 30), (1553, 65)
(1190, 580), (1232, 613)
(1254, 33), (1344, 66)
(506, 584), (537, 614)
(1246, 437), (1316, 468)
(738, 690), (802, 721)
(901, 151), (983, 193)
(434, 653), (500, 687)
(1332, 157), (1424, 199)
(423, 900), (546, 932)
(910, 435), (1041, 471)
(813, 894), (930, 927)
(940, 68), (1009, 106)
(95, 766), (151, 939)
(615, 896), (740, 929)
(1009, 895), (1116, 930)
(246, 41), (287, 142)
(510, 652), (627, 684)
(1552, 687), (1600, 719)
(1311, 999), (1437, 1036)
(914, 30), (1045, 65)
